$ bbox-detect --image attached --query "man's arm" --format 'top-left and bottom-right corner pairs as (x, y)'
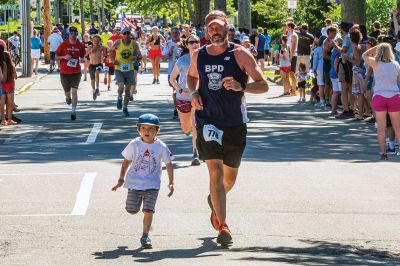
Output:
(223, 46), (268, 94)
(109, 39), (120, 64)
(187, 49), (203, 110)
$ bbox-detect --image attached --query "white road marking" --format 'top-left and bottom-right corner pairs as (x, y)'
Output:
(0, 214), (70, 217)
(71, 172), (97, 216)
(85, 123), (102, 144)
(0, 173), (86, 176)
(4, 125), (43, 144)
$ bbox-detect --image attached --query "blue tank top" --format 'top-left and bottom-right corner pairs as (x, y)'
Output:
(196, 43), (249, 127)
(257, 34), (266, 51)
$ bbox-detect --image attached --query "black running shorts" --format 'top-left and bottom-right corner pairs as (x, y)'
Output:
(60, 73), (81, 92)
(196, 124), (247, 168)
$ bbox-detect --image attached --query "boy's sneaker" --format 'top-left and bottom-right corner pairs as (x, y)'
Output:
(207, 194), (220, 230)
(191, 156), (201, 166)
(93, 91), (97, 100)
(122, 108), (130, 116)
(386, 147), (396, 155)
(116, 98), (123, 110)
(66, 96), (72, 105)
(217, 224), (232, 246)
(140, 236), (152, 249)
(70, 112), (77, 121)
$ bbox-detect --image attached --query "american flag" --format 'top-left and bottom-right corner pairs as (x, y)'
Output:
(122, 13), (137, 30)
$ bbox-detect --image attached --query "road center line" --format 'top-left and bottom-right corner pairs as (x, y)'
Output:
(85, 123), (102, 144)
(71, 172), (97, 216)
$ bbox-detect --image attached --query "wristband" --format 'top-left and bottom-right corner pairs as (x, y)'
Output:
(189, 90), (199, 98)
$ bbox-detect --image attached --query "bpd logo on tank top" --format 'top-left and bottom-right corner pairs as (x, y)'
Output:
(205, 65), (224, 91)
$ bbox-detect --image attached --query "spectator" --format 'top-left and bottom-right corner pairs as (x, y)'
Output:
(263, 28), (272, 66)
(297, 23), (314, 71)
(312, 36), (326, 106)
(255, 27), (267, 71)
(47, 27), (63, 72)
(321, 18), (333, 37)
(31, 29), (41, 75)
(88, 23), (99, 36)
(370, 21), (381, 39)
(279, 35), (292, 96)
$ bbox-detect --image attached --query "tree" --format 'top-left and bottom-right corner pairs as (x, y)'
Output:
(80, 0), (85, 37)
(194, 0), (211, 25)
(90, 0), (94, 25)
(366, 0), (396, 29)
(342, 0), (366, 24)
(238, 0), (251, 30)
(214, 0), (227, 12)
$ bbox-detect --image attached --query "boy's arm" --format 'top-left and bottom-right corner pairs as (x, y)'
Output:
(112, 159), (131, 191)
(165, 162), (174, 197)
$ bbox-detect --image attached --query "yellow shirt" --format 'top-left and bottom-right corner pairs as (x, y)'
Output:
(115, 40), (135, 71)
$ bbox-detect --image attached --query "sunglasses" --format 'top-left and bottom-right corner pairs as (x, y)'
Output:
(188, 40), (199, 44)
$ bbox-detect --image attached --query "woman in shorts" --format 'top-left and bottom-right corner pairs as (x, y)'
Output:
(279, 35), (291, 96)
(169, 34), (201, 166)
(139, 31), (148, 73)
(0, 46), (17, 125)
(30, 30), (41, 75)
(146, 26), (166, 84)
(362, 43), (400, 159)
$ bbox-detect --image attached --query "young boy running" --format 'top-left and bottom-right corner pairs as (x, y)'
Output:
(86, 35), (105, 100)
(112, 113), (174, 249)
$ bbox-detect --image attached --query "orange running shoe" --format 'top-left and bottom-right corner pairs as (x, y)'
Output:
(217, 224), (232, 246)
(207, 194), (220, 230)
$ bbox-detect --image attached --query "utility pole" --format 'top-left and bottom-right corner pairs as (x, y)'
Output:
(54, 0), (59, 25)
(238, 0), (251, 31)
(21, 0), (32, 77)
(90, 0), (94, 25)
(36, 0), (41, 24)
(43, 0), (51, 64)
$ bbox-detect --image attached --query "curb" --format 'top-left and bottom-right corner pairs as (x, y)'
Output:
(15, 73), (48, 96)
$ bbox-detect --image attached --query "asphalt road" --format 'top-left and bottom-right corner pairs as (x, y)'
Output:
(1, 63), (400, 265)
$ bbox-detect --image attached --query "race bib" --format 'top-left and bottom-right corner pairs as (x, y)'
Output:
(203, 124), (223, 145)
(120, 63), (130, 72)
(103, 66), (109, 72)
(67, 58), (78, 68)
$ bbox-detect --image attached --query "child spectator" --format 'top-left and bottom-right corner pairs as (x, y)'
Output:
(279, 35), (291, 96)
(295, 63), (309, 102)
(312, 36), (326, 106)
(112, 113), (174, 248)
(273, 37), (280, 65)
(330, 40), (342, 116)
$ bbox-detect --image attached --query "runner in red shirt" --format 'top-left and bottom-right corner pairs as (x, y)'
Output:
(108, 27), (123, 43)
(55, 26), (86, 121)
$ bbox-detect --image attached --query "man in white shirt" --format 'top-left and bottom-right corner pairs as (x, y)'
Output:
(7, 31), (20, 55)
(47, 27), (63, 72)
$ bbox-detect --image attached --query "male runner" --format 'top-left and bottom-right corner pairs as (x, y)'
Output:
(110, 28), (141, 116)
(55, 26), (86, 120)
(86, 34), (105, 100)
(187, 11), (268, 246)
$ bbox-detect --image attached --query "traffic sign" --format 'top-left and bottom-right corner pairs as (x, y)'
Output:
(287, 0), (297, 9)
(0, 4), (20, 11)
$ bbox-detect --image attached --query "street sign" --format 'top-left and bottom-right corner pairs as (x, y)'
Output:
(287, 0), (297, 9)
(0, 4), (20, 11)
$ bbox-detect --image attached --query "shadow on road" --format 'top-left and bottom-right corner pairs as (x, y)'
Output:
(1, 95), (392, 164)
(227, 239), (400, 265)
(92, 237), (221, 262)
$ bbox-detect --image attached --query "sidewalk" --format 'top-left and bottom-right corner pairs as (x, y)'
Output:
(15, 60), (49, 94)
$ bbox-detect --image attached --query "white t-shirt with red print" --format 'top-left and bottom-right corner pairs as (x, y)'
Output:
(122, 137), (173, 190)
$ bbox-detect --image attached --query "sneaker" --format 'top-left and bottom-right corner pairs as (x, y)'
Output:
(217, 224), (232, 246)
(386, 147), (396, 155)
(335, 111), (350, 119)
(140, 235), (152, 249)
(152, 79), (156, 84)
(93, 91), (97, 100)
(70, 112), (77, 121)
(116, 98), (123, 110)
(191, 156), (201, 166)
(207, 195), (220, 230)
(122, 108), (130, 116)
(66, 96), (72, 105)
(129, 95), (134, 101)
(380, 153), (388, 160)
(156, 79), (160, 84)
(107, 86), (110, 91)
(96, 88), (100, 96)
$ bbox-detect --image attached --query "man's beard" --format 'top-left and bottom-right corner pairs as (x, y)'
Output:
(210, 32), (227, 47)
